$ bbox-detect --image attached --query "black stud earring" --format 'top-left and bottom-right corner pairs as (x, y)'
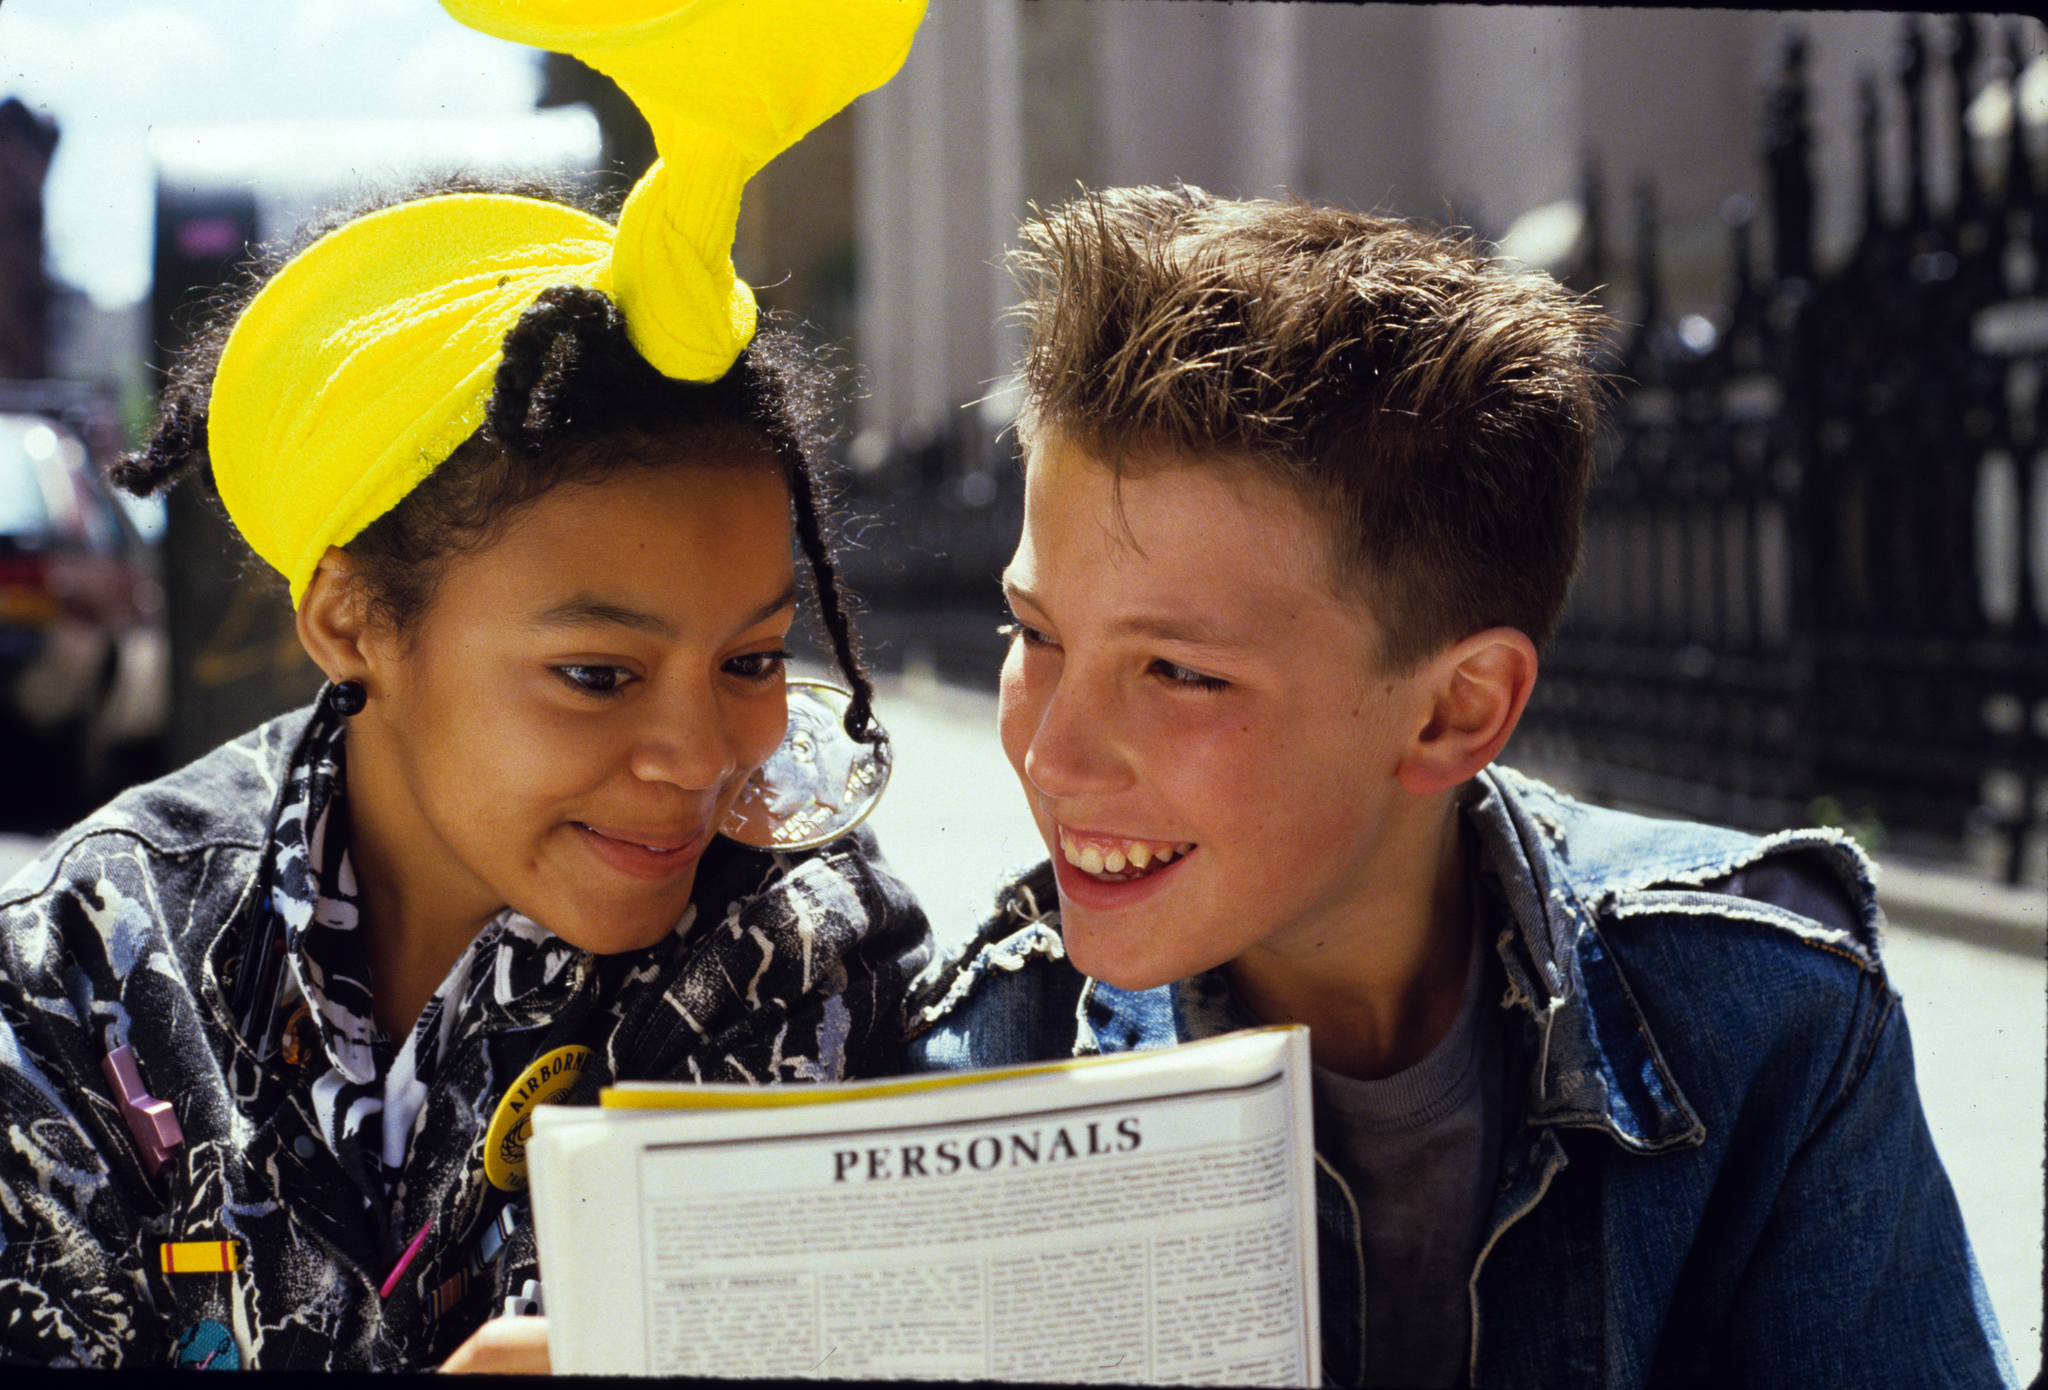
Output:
(329, 680), (368, 717)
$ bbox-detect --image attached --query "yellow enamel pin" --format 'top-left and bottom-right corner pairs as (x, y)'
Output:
(161, 1240), (242, 1275)
(484, 1045), (593, 1191)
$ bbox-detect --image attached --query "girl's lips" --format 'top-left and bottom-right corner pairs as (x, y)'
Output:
(573, 821), (711, 881)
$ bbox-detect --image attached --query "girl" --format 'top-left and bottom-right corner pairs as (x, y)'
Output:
(0, 0), (929, 1370)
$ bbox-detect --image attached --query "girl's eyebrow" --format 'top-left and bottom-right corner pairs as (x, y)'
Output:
(531, 598), (674, 637)
(530, 584), (799, 639)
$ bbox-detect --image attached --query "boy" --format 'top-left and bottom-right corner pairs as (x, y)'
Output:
(905, 186), (2014, 1388)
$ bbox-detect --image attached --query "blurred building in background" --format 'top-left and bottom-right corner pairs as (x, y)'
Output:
(841, 7), (1939, 463)
(0, 99), (59, 381)
(6, 3), (2044, 871)
(774, 7), (2048, 642)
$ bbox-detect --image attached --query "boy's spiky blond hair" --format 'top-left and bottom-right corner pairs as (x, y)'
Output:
(1011, 184), (1610, 672)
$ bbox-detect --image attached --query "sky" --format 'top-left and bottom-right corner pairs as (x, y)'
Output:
(1, 0), (578, 308)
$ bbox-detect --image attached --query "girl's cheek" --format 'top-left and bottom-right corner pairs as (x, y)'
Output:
(744, 687), (792, 771)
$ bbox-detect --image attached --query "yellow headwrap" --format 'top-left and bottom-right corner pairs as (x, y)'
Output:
(208, 0), (924, 605)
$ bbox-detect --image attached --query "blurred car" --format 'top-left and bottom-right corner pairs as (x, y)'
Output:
(0, 395), (167, 829)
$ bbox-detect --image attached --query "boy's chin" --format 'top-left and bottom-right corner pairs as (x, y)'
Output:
(1059, 916), (1213, 994)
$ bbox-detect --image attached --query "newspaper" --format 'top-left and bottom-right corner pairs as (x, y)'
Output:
(527, 1026), (1318, 1383)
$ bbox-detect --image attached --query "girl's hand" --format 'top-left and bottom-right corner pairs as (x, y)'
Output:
(442, 1315), (551, 1374)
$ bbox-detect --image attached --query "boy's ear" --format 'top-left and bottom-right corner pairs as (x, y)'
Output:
(294, 547), (374, 687)
(1396, 627), (1539, 797)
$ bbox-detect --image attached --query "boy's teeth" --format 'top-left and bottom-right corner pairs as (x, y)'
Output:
(1059, 832), (1193, 880)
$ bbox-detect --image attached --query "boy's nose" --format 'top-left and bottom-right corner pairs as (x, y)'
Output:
(1020, 674), (1130, 800)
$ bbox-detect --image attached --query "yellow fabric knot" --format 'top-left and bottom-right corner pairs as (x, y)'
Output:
(208, 0), (924, 605)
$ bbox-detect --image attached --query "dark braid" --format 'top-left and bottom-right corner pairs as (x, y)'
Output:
(107, 395), (206, 495)
(785, 443), (880, 746)
(488, 286), (624, 455)
(729, 321), (881, 748)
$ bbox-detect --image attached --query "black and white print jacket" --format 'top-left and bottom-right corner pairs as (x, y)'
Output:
(0, 702), (931, 1369)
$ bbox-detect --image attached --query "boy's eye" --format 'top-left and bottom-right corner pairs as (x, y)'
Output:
(1150, 658), (1228, 693)
(998, 621), (1053, 647)
(557, 664), (631, 695)
(724, 649), (790, 682)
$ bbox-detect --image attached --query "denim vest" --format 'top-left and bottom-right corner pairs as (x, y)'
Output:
(905, 766), (2016, 1389)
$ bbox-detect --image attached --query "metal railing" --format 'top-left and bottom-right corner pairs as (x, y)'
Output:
(1518, 17), (2048, 881)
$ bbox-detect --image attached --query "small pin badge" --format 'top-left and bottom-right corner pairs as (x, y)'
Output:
(278, 1003), (319, 1068)
(161, 1240), (242, 1275)
(171, 1318), (240, 1370)
(478, 1200), (521, 1264)
(483, 1045), (593, 1191)
(100, 1044), (183, 1176)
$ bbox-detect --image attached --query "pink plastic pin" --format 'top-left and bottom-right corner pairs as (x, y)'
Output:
(100, 1044), (184, 1177)
(381, 1215), (436, 1299)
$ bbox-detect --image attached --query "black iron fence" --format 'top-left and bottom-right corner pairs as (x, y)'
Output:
(1516, 16), (2048, 881)
(827, 409), (1023, 687)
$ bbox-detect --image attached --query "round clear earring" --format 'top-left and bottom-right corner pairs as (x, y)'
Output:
(719, 680), (891, 851)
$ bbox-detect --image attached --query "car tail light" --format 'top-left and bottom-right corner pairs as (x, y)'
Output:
(0, 553), (58, 623)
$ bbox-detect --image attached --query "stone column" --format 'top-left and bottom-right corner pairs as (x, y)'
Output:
(854, 0), (1023, 443)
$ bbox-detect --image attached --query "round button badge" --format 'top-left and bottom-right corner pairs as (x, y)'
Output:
(719, 680), (890, 851)
(483, 1045), (593, 1192)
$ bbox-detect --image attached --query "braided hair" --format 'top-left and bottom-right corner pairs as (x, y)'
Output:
(115, 178), (880, 746)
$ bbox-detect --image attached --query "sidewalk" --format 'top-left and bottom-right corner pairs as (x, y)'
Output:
(0, 834), (41, 889)
(1875, 853), (2045, 953)
(1869, 872), (2043, 1383)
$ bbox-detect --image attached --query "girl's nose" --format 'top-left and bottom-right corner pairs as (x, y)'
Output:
(628, 681), (739, 792)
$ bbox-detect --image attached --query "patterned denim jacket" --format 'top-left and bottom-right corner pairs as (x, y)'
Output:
(906, 766), (2016, 1389)
(0, 704), (931, 1369)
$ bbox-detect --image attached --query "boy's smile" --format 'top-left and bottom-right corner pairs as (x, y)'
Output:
(999, 433), (1443, 994)
(1056, 828), (1194, 881)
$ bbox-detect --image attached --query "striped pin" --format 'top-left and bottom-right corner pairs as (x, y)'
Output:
(161, 1240), (242, 1275)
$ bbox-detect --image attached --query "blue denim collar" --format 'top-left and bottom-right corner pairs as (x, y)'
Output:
(1074, 766), (1879, 1157)
(1467, 767), (1705, 1153)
